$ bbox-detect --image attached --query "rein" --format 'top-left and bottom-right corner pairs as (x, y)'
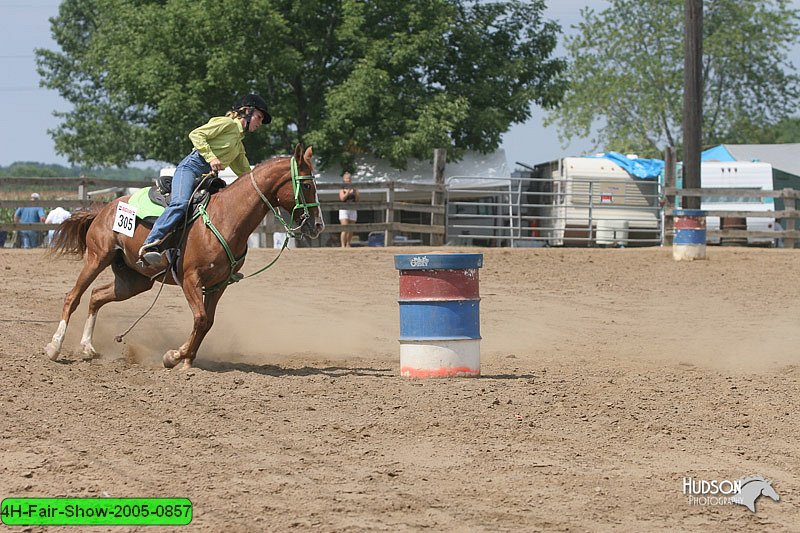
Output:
(202, 155), (318, 294)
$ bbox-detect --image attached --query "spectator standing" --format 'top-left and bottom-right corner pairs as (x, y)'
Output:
(14, 193), (46, 248)
(45, 205), (72, 246)
(338, 171), (359, 247)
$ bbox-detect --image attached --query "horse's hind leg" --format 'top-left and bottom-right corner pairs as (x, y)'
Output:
(45, 251), (114, 361)
(80, 257), (155, 357)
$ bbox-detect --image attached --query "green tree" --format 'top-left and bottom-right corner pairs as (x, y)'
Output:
(37, 0), (565, 169)
(0, 162), (157, 179)
(547, 0), (800, 157)
(729, 116), (800, 144)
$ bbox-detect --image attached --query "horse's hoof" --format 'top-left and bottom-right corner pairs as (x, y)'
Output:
(81, 343), (98, 358)
(162, 350), (180, 369)
(45, 343), (60, 361)
(179, 359), (194, 371)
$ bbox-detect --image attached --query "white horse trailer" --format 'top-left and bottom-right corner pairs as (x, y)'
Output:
(540, 157), (661, 247)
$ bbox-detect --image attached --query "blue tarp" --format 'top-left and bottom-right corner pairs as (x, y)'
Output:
(592, 151), (664, 180)
(701, 145), (735, 162)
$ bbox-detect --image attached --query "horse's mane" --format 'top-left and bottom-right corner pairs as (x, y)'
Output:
(221, 155), (290, 194)
(739, 476), (769, 486)
(252, 154), (291, 172)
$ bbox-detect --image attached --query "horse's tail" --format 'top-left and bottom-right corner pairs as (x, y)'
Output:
(49, 209), (98, 257)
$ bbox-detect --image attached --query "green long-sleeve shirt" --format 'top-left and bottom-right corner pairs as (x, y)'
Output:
(188, 116), (251, 176)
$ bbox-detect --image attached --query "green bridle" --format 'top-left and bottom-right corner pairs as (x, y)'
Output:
(252, 155), (319, 238)
(287, 155), (320, 235)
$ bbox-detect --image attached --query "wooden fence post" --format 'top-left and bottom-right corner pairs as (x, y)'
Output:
(78, 176), (88, 207)
(431, 148), (446, 245)
(783, 188), (797, 249)
(385, 181), (395, 246)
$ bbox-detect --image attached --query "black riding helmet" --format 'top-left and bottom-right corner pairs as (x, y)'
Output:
(233, 93), (272, 130)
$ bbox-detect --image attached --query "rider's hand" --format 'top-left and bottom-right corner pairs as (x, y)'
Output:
(210, 158), (223, 172)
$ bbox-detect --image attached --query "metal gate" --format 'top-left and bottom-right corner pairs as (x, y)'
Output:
(445, 175), (663, 247)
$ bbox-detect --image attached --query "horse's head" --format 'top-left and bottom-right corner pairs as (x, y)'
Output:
(275, 144), (325, 239)
(760, 480), (780, 502)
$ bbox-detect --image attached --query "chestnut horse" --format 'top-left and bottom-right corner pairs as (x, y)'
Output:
(46, 144), (324, 369)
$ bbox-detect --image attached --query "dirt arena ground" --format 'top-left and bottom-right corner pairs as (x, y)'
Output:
(1, 246), (798, 532)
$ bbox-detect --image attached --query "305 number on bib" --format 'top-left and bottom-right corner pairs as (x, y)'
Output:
(112, 201), (137, 237)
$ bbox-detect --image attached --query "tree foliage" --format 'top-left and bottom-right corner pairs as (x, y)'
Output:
(0, 162), (157, 179)
(37, 0), (565, 169)
(547, 0), (800, 157)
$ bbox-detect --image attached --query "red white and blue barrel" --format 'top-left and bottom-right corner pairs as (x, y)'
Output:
(673, 209), (707, 261)
(395, 253), (483, 378)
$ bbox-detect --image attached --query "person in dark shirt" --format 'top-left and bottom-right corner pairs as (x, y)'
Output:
(14, 192), (46, 248)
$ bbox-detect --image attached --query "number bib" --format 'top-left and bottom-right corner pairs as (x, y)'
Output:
(112, 201), (137, 237)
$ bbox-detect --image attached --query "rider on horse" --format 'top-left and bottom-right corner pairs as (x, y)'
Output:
(138, 93), (271, 266)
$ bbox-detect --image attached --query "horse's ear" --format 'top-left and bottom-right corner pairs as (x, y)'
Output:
(293, 143), (303, 161)
(303, 146), (313, 165)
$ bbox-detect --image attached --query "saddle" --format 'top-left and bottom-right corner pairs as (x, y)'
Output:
(128, 174), (227, 225)
(147, 174), (228, 216)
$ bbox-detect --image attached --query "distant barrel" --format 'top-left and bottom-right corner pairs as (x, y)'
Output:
(720, 216), (747, 246)
(673, 209), (707, 261)
(395, 253), (483, 378)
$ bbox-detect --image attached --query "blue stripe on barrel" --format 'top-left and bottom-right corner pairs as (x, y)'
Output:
(398, 300), (481, 340)
(394, 253), (483, 271)
(673, 209), (706, 217)
(674, 229), (706, 245)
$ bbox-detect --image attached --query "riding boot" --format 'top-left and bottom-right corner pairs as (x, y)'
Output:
(138, 236), (169, 266)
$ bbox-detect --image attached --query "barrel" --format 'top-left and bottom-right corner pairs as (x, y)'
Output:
(673, 209), (707, 261)
(395, 253), (483, 378)
(720, 216), (747, 246)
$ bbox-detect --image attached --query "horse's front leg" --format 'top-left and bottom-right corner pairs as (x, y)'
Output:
(164, 275), (226, 370)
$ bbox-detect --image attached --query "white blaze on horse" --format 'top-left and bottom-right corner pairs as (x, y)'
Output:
(46, 144), (324, 369)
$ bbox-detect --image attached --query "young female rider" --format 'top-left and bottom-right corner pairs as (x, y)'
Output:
(138, 93), (271, 266)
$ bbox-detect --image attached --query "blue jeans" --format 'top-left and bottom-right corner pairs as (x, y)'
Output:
(144, 150), (211, 245)
(19, 230), (39, 248)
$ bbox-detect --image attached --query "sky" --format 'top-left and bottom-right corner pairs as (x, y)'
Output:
(0, 1), (796, 170)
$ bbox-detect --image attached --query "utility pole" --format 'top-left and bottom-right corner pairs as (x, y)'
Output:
(683, 0), (703, 208)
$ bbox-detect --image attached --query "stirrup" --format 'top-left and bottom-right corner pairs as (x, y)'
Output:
(141, 250), (167, 267)
(138, 237), (167, 260)
(138, 239), (168, 267)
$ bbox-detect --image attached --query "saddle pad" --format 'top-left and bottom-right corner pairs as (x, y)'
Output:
(128, 187), (165, 220)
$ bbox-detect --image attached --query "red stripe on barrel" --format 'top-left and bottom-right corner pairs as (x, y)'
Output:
(674, 217), (706, 230)
(399, 269), (480, 300)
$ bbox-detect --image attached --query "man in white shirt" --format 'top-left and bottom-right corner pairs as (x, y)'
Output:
(45, 206), (72, 246)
